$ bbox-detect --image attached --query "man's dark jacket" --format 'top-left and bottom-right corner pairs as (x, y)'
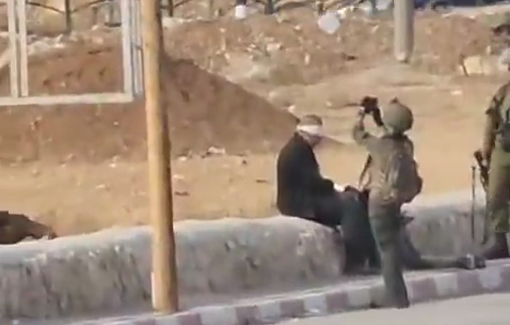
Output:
(276, 133), (336, 218)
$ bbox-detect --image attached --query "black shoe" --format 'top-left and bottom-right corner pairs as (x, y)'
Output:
(482, 233), (510, 260)
(344, 264), (371, 275)
(386, 299), (410, 309)
(369, 301), (383, 309)
(474, 256), (487, 269)
(396, 302), (411, 309)
(369, 299), (410, 309)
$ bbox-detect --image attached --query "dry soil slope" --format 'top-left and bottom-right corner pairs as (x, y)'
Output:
(0, 42), (297, 163)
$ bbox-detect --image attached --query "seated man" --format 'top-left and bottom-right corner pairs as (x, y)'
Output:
(276, 114), (340, 227)
(276, 114), (379, 272)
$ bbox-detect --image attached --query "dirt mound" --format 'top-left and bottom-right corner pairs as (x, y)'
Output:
(412, 13), (493, 74)
(161, 11), (494, 83)
(0, 43), (297, 163)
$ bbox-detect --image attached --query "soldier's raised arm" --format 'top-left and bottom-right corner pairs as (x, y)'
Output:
(352, 97), (380, 155)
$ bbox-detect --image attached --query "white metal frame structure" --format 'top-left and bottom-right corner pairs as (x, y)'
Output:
(1, 0), (144, 106)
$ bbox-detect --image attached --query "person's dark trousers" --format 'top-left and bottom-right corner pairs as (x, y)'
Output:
(342, 190), (380, 272)
(310, 194), (343, 228)
(314, 192), (380, 272)
(344, 240), (380, 274)
(292, 192), (380, 273)
(289, 195), (341, 235)
(369, 200), (410, 309)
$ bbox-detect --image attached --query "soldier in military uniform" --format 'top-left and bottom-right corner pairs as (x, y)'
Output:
(352, 97), (418, 309)
(479, 50), (510, 260)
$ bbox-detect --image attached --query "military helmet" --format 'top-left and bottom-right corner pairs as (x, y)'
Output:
(381, 98), (414, 134)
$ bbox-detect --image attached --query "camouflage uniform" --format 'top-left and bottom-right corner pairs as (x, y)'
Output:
(352, 99), (414, 309)
(480, 51), (510, 259)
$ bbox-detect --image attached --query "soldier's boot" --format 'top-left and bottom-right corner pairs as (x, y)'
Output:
(482, 233), (510, 260)
(454, 254), (486, 270)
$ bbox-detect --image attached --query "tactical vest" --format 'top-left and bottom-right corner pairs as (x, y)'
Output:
(496, 93), (510, 152)
(359, 136), (422, 205)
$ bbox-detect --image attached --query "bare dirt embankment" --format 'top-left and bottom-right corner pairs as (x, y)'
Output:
(0, 43), (297, 162)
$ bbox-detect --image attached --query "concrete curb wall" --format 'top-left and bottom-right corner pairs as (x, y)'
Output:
(0, 218), (345, 318)
(80, 260), (510, 325)
(0, 190), (488, 318)
(404, 189), (487, 256)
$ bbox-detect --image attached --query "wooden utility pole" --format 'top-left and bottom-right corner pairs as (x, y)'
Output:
(64, 0), (73, 34)
(140, 0), (179, 313)
(393, 0), (414, 63)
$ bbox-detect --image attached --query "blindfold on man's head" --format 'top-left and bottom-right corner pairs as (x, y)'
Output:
(296, 124), (323, 137)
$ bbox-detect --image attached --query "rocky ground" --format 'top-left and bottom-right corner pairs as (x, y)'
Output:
(0, 3), (507, 235)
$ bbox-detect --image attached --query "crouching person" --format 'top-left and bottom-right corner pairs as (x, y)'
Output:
(276, 114), (379, 272)
(0, 211), (57, 244)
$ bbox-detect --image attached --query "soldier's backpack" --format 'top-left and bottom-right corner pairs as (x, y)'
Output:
(382, 139), (423, 204)
(498, 106), (510, 152)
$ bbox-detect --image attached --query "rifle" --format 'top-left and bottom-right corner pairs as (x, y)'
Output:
(473, 150), (489, 194)
(473, 149), (490, 244)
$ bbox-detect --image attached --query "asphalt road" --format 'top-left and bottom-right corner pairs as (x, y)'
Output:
(277, 293), (510, 325)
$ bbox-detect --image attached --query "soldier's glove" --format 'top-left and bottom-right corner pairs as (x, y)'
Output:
(360, 96), (379, 115)
(371, 106), (384, 127)
(479, 148), (491, 166)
